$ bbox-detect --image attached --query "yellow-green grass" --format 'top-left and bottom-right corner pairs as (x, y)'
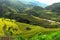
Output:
(0, 18), (60, 38)
(16, 22), (60, 38)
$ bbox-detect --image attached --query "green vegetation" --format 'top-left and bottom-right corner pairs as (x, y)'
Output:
(0, 18), (60, 40)
(0, 0), (60, 40)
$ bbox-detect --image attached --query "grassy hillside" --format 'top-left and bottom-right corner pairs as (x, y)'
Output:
(0, 18), (60, 38)
(0, 18), (46, 37)
(18, 14), (60, 28)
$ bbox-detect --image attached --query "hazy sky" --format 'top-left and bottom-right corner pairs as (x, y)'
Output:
(35, 0), (60, 5)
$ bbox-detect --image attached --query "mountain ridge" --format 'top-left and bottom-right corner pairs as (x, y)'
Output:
(19, 0), (47, 7)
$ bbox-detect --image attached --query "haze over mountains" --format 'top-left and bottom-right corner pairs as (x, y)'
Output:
(19, 0), (47, 7)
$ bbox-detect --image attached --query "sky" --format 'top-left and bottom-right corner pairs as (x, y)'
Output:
(35, 0), (60, 5)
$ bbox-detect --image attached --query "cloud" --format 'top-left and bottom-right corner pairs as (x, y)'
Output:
(35, 0), (60, 5)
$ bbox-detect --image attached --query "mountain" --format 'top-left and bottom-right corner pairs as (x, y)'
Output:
(0, 0), (44, 17)
(19, 0), (47, 7)
(0, 0), (47, 13)
(0, 0), (36, 12)
(46, 2), (60, 12)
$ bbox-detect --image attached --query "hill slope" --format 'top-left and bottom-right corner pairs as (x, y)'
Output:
(0, 18), (60, 38)
(46, 2), (60, 13)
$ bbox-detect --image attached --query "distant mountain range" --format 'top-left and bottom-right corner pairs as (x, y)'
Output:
(19, 0), (47, 7)
(0, 0), (47, 8)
